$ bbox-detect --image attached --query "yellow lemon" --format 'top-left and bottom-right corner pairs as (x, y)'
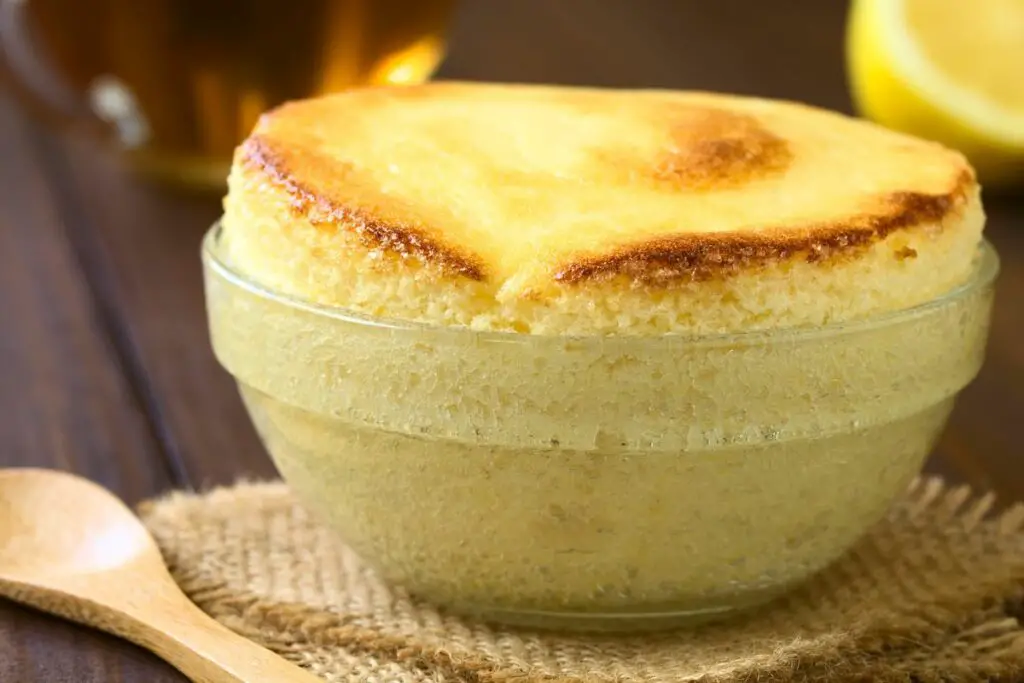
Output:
(846, 0), (1024, 187)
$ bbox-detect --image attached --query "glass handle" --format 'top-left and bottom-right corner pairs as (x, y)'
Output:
(0, 0), (89, 120)
(0, 0), (149, 147)
(0, 0), (143, 147)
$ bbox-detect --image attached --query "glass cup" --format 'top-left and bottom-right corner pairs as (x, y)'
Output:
(202, 220), (998, 632)
(0, 0), (457, 191)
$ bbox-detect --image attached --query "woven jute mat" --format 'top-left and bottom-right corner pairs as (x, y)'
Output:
(138, 477), (1024, 683)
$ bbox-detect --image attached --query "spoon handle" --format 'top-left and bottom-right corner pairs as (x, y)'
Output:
(1, 579), (324, 683)
(116, 596), (326, 683)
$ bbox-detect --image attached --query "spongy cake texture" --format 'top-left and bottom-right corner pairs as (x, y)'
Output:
(220, 82), (983, 335)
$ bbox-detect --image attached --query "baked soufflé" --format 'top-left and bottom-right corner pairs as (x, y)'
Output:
(206, 82), (993, 630)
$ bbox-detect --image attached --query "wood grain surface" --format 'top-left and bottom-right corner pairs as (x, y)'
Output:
(0, 1), (1021, 681)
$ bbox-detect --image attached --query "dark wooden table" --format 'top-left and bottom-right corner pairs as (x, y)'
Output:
(1, 1), (1021, 680)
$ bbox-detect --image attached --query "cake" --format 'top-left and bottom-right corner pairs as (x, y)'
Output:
(220, 81), (982, 336)
(206, 82), (994, 630)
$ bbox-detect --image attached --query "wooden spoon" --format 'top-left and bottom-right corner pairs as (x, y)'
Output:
(0, 468), (323, 682)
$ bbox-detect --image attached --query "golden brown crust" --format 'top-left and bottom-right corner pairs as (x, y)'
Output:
(554, 169), (975, 285)
(651, 107), (794, 191)
(233, 83), (978, 290)
(241, 136), (486, 280)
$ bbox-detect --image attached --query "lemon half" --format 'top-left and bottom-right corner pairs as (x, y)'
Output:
(847, 0), (1024, 186)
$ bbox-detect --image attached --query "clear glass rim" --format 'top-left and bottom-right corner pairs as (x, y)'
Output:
(201, 221), (999, 345)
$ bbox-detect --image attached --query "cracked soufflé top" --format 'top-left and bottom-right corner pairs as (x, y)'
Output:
(219, 81), (983, 335)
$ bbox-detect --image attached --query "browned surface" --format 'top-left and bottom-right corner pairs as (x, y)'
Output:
(241, 135), (489, 280)
(658, 109), (792, 184)
(553, 176), (975, 284)
(0, 1), (1021, 681)
(242, 81), (973, 289)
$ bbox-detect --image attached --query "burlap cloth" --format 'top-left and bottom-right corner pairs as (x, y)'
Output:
(138, 477), (1024, 682)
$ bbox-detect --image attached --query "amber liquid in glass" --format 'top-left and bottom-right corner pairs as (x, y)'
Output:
(10, 0), (456, 188)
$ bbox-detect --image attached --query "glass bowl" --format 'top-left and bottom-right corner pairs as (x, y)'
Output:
(201, 222), (997, 632)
